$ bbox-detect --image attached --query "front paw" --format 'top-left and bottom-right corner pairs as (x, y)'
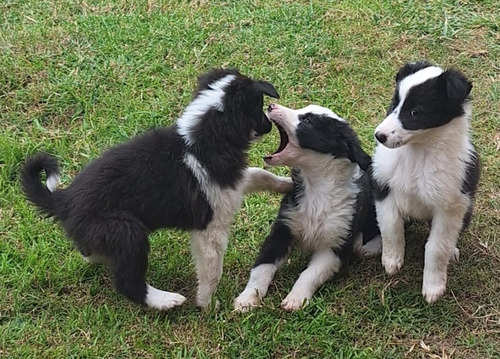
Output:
(276, 177), (293, 193)
(382, 251), (404, 275)
(281, 293), (309, 312)
(234, 291), (261, 312)
(422, 272), (447, 304)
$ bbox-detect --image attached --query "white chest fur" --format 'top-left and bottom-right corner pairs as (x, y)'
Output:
(372, 119), (473, 219)
(282, 162), (359, 252)
(183, 153), (243, 228)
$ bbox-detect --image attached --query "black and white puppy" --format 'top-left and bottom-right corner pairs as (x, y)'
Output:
(372, 61), (480, 303)
(21, 68), (293, 310)
(234, 104), (380, 312)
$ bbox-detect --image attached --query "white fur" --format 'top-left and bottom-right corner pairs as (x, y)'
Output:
(354, 234), (382, 258)
(144, 284), (186, 310)
(184, 154), (292, 307)
(375, 66), (446, 149)
(281, 248), (342, 311)
(296, 104), (344, 121)
(234, 263), (280, 311)
(82, 253), (107, 264)
(373, 69), (474, 303)
(46, 174), (60, 193)
(398, 66), (443, 101)
(282, 158), (359, 252)
(177, 74), (236, 147)
(236, 104), (364, 312)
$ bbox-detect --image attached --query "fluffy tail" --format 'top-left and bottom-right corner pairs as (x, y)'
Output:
(21, 153), (61, 217)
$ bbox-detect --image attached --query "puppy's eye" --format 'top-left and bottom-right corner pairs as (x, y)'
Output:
(410, 109), (419, 117)
(300, 115), (311, 123)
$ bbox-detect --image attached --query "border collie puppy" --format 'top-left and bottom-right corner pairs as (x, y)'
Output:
(21, 68), (293, 310)
(234, 104), (380, 312)
(371, 61), (480, 303)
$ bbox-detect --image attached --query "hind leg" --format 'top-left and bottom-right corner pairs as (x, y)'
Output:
(354, 235), (382, 258)
(95, 216), (185, 310)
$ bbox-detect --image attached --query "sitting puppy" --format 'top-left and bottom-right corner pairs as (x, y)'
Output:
(21, 68), (292, 310)
(234, 104), (380, 312)
(371, 61), (480, 303)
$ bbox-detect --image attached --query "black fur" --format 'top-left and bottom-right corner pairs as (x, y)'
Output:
(21, 153), (60, 218)
(461, 150), (481, 230)
(386, 61), (474, 131)
(21, 68), (279, 307)
(399, 70), (472, 131)
(369, 166), (390, 202)
(295, 113), (372, 170)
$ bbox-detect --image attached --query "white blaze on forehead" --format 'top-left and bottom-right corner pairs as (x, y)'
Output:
(297, 105), (345, 122)
(398, 66), (444, 103)
(177, 74), (236, 146)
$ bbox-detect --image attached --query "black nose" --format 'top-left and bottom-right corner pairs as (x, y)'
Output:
(375, 131), (387, 144)
(268, 103), (276, 112)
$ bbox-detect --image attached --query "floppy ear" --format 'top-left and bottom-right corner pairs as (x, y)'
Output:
(348, 141), (372, 171)
(253, 81), (280, 99)
(442, 69), (472, 104)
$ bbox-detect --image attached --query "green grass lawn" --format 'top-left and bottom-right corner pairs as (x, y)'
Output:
(1, 1), (499, 357)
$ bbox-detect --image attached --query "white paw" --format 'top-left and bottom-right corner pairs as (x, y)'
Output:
(145, 285), (186, 310)
(234, 291), (261, 312)
(422, 282), (446, 304)
(382, 251), (404, 275)
(422, 272), (447, 304)
(355, 236), (382, 258)
(277, 177), (293, 193)
(281, 293), (309, 312)
(452, 247), (460, 262)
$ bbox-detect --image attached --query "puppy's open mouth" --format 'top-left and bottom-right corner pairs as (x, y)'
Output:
(264, 122), (289, 164)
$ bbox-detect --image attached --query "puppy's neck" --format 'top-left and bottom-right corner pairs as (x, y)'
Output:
(296, 155), (358, 191)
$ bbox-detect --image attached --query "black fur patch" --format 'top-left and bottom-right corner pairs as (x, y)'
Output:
(461, 150), (481, 230)
(369, 166), (390, 201)
(398, 70), (472, 131)
(295, 113), (371, 170)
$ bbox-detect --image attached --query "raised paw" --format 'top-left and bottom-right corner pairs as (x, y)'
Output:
(275, 176), (293, 193)
(234, 291), (261, 312)
(145, 286), (186, 310)
(281, 293), (309, 312)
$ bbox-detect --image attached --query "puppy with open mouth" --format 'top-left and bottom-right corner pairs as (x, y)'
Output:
(21, 68), (293, 310)
(235, 104), (380, 311)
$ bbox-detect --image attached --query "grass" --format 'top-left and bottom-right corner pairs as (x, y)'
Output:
(1, 0), (499, 357)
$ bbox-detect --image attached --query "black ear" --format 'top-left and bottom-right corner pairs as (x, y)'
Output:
(253, 81), (280, 99)
(348, 141), (371, 171)
(442, 69), (472, 104)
